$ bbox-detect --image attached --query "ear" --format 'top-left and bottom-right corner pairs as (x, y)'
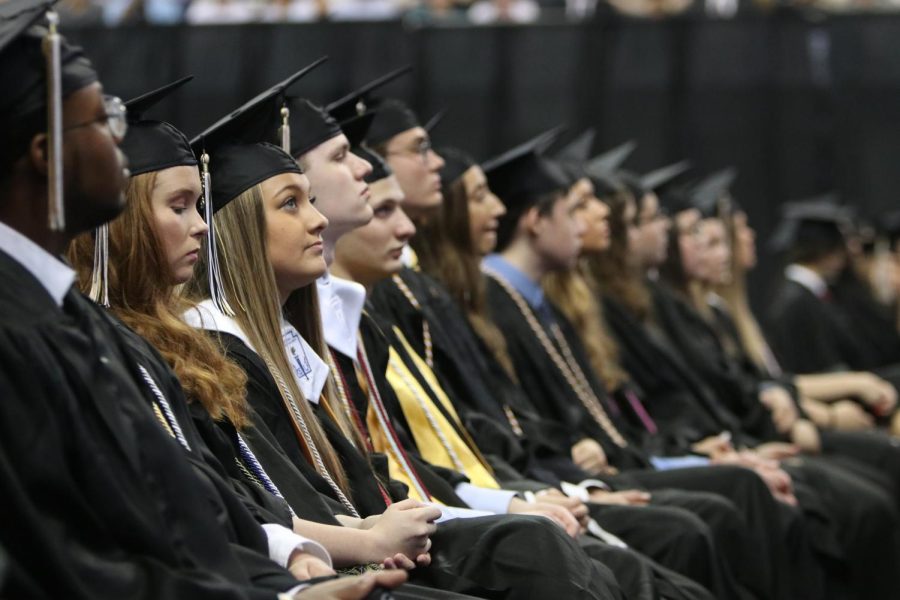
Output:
(520, 205), (543, 238)
(28, 132), (49, 177)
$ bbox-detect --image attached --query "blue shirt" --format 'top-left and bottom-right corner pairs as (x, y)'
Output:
(482, 254), (556, 327)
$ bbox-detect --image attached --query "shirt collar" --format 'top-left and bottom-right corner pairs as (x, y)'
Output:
(0, 220), (75, 307)
(182, 299), (327, 404)
(785, 264), (828, 298)
(317, 271), (367, 360)
(482, 253), (545, 310)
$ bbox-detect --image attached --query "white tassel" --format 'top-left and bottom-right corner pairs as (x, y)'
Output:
(202, 152), (235, 317)
(279, 106), (290, 153)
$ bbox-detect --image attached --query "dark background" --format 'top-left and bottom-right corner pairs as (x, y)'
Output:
(67, 12), (900, 301)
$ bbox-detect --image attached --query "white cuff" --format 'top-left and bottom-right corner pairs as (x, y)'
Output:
(454, 483), (518, 514)
(262, 523), (333, 569)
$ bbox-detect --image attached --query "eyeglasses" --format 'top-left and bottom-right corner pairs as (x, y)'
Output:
(385, 137), (433, 164)
(63, 95), (128, 142)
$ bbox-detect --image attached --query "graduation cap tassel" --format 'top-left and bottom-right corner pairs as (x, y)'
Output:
(279, 106), (290, 154)
(88, 223), (110, 307)
(202, 152), (235, 317)
(43, 10), (65, 232)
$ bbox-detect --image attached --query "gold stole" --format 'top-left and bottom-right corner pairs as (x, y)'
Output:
(385, 327), (499, 490)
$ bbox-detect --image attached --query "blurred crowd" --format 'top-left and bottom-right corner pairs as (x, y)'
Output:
(57, 0), (900, 27)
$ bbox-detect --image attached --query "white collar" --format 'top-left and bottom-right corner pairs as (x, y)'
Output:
(785, 264), (828, 298)
(183, 299), (256, 352)
(183, 299), (328, 404)
(0, 220), (75, 307)
(317, 271), (367, 360)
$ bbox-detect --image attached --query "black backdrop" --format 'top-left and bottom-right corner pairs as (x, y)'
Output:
(67, 12), (900, 301)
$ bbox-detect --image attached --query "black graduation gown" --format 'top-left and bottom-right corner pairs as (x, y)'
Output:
(370, 269), (592, 486)
(481, 275), (802, 600)
(0, 250), (298, 599)
(216, 329), (624, 600)
(831, 268), (900, 367)
(650, 282), (900, 599)
(356, 306), (719, 600)
(766, 278), (868, 375)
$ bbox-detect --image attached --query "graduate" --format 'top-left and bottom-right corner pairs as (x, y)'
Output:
(181, 87), (622, 599)
(637, 173), (900, 598)
(0, 2), (406, 598)
(64, 75), (481, 592)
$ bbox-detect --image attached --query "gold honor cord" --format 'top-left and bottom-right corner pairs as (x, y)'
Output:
(43, 10), (64, 231)
(483, 269), (628, 449)
(391, 274), (434, 369)
(265, 357), (361, 518)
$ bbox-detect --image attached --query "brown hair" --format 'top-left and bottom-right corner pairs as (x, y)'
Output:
(585, 189), (654, 322)
(415, 169), (518, 380)
(543, 264), (629, 391)
(67, 171), (250, 428)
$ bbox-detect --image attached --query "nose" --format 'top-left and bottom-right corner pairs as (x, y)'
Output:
(310, 205), (329, 235)
(191, 209), (209, 238)
(396, 208), (417, 241)
(488, 192), (506, 217)
(427, 148), (445, 171)
(353, 153), (373, 180)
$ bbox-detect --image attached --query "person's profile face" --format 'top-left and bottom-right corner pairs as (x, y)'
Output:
(62, 83), (130, 232)
(334, 175), (416, 287)
(383, 127), (445, 212)
(299, 134), (373, 240)
(148, 165), (206, 285)
(463, 166), (506, 256)
(261, 172), (329, 298)
(534, 192), (585, 272)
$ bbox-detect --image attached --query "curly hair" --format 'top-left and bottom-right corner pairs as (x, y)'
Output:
(68, 171), (249, 428)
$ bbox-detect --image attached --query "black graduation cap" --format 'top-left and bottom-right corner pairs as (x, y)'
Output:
(688, 167), (737, 219)
(190, 60), (325, 212)
(353, 145), (392, 184)
(365, 99), (422, 147)
(0, 0), (96, 121)
(641, 160), (691, 194)
(482, 126), (570, 210)
(438, 146), (477, 191)
(325, 65), (412, 123)
(768, 194), (852, 253)
(120, 76), (196, 177)
(584, 141), (636, 197)
(424, 108), (447, 135)
(554, 129), (596, 185)
(287, 98), (343, 159)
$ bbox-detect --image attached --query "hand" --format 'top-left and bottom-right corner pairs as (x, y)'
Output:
(381, 553), (418, 570)
(571, 438), (613, 474)
(754, 442), (800, 461)
(790, 419), (822, 454)
(588, 489), (651, 506)
(289, 550), (336, 580)
(367, 499), (440, 567)
(293, 570), (408, 599)
(509, 498), (581, 538)
(856, 375), (898, 417)
(800, 397), (832, 428)
(760, 387), (799, 434)
(533, 491), (591, 526)
(831, 400), (875, 431)
(691, 432), (735, 458)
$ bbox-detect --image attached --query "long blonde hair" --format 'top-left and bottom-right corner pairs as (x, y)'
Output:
(544, 262), (630, 392)
(715, 211), (772, 373)
(188, 185), (355, 497)
(68, 171), (250, 428)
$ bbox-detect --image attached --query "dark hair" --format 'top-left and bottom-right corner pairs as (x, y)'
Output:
(788, 221), (847, 265)
(494, 190), (562, 253)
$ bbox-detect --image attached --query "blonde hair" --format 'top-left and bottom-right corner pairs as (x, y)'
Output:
(544, 263), (629, 391)
(715, 212), (771, 373)
(187, 185), (356, 498)
(67, 171), (250, 428)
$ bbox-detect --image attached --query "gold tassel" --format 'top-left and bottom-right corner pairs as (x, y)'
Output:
(88, 223), (109, 307)
(42, 10), (64, 231)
